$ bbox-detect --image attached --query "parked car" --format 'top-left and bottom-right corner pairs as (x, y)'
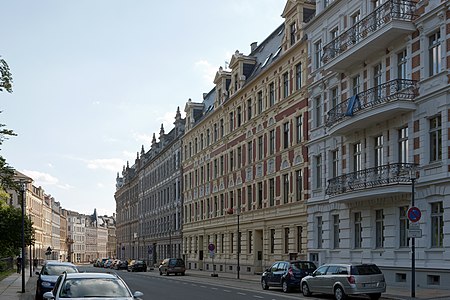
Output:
(301, 263), (386, 300)
(261, 260), (316, 293)
(159, 258), (186, 276)
(114, 260), (128, 270)
(35, 261), (78, 300)
(42, 272), (143, 300)
(127, 260), (147, 272)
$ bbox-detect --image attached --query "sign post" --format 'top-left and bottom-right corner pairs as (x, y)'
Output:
(208, 243), (218, 277)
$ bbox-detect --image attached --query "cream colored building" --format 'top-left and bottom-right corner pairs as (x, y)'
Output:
(181, 0), (314, 275)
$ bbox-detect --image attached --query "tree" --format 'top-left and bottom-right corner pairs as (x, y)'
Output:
(0, 57), (13, 93)
(0, 204), (34, 257)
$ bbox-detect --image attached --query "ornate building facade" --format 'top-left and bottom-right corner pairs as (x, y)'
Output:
(181, 0), (314, 275)
(115, 108), (185, 265)
(304, 0), (449, 288)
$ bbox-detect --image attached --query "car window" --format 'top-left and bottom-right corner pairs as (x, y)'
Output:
(292, 262), (316, 270)
(351, 264), (382, 275)
(270, 262), (279, 272)
(175, 259), (185, 267)
(59, 278), (131, 298)
(337, 266), (348, 275)
(326, 265), (338, 275)
(314, 265), (328, 276)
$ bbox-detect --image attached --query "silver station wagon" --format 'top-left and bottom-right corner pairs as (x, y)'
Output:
(300, 263), (386, 300)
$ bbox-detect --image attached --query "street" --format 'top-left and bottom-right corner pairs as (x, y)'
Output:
(20, 265), (394, 300)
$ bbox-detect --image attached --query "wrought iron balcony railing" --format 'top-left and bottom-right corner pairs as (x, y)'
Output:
(326, 79), (418, 127)
(322, 0), (416, 64)
(326, 163), (418, 196)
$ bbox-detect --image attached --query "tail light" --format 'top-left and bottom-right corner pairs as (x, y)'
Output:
(347, 276), (356, 284)
(287, 267), (294, 277)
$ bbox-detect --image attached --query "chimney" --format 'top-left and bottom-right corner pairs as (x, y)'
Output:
(250, 42), (258, 52)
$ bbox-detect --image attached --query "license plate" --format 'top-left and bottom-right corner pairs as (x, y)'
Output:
(364, 283), (377, 288)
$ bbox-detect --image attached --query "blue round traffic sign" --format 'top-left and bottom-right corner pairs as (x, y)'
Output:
(208, 243), (215, 251)
(408, 206), (421, 223)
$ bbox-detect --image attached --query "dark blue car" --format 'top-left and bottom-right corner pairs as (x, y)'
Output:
(261, 260), (316, 293)
(35, 261), (78, 300)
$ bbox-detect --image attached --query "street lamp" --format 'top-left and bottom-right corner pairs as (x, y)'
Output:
(19, 181), (26, 293)
(410, 170), (416, 298)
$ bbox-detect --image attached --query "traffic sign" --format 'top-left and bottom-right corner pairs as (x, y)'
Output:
(408, 206), (421, 223)
(208, 243), (215, 251)
(408, 229), (422, 238)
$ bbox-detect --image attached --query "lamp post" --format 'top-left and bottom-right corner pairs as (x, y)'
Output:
(19, 181), (26, 293)
(410, 171), (416, 298)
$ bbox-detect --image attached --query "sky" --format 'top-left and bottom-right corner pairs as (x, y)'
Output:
(1, 1), (287, 216)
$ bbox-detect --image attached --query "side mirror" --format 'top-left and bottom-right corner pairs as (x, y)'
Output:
(133, 291), (144, 298)
(42, 291), (55, 299)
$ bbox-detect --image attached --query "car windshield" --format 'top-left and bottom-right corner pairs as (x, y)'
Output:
(351, 265), (382, 275)
(59, 278), (131, 298)
(42, 265), (78, 275)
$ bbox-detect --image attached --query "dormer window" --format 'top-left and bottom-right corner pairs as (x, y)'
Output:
(234, 74), (238, 92)
(290, 22), (297, 45)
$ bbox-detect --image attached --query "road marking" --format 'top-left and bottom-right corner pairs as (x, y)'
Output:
(223, 289), (231, 292)
(237, 292), (246, 295)
(211, 287), (218, 290)
(200, 285), (207, 288)
(253, 296), (263, 299)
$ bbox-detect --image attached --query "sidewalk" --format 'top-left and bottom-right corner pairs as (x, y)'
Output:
(182, 269), (450, 300)
(0, 268), (32, 300)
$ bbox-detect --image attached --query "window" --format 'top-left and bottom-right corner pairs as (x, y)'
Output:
(353, 142), (362, 172)
(314, 96), (322, 127)
(269, 130), (275, 155)
(269, 178), (275, 206)
(230, 232), (234, 253)
(283, 174), (289, 204)
(315, 155), (322, 189)
(269, 82), (275, 106)
(297, 226), (303, 252)
(258, 136), (263, 160)
(397, 49), (407, 79)
(247, 185), (252, 211)
(283, 72), (289, 98)
(333, 214), (340, 249)
(330, 87), (338, 111)
(229, 150), (234, 172)
(295, 170), (302, 201)
(373, 63), (383, 100)
(399, 206), (409, 247)
(257, 91), (263, 114)
(229, 191), (234, 208)
(374, 135), (383, 168)
(284, 228), (290, 253)
(229, 112), (234, 132)
(331, 150), (339, 178)
(375, 209), (384, 248)
(398, 127), (408, 163)
(220, 119), (224, 137)
(247, 99), (252, 121)
(429, 31), (441, 76)
(248, 231), (253, 254)
(295, 63), (302, 90)
(290, 22), (297, 45)
(431, 202), (443, 247)
(247, 141), (253, 164)
(237, 107), (242, 127)
(352, 74), (360, 96)
(354, 212), (362, 248)
(214, 123), (218, 142)
(430, 115), (442, 162)
(283, 122), (290, 149)
(270, 229), (275, 253)
(296, 115), (303, 143)
(351, 11), (361, 43)
(257, 182), (263, 209)
(314, 40), (322, 69)
(317, 216), (323, 249)
(237, 146), (242, 168)
(220, 155), (224, 175)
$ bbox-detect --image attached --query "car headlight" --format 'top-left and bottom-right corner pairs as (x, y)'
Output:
(41, 281), (52, 288)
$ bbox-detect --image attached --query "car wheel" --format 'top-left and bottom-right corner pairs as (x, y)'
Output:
(261, 278), (269, 290)
(302, 282), (311, 297)
(181, 272), (185, 276)
(282, 280), (290, 293)
(165, 270), (169, 276)
(369, 293), (381, 300)
(334, 286), (346, 300)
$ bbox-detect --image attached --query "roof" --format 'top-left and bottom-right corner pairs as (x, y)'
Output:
(44, 261), (76, 267)
(63, 272), (119, 279)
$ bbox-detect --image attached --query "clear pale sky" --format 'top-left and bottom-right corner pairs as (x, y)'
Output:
(1, 0), (286, 216)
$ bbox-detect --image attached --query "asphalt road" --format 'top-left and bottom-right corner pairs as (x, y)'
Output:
(23, 265), (383, 300)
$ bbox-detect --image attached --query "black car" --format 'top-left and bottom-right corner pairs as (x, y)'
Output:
(127, 260), (147, 272)
(261, 260), (316, 293)
(114, 260), (129, 270)
(35, 261), (78, 300)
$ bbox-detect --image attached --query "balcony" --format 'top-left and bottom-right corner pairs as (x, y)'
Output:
(322, 0), (416, 71)
(326, 163), (418, 202)
(326, 79), (418, 135)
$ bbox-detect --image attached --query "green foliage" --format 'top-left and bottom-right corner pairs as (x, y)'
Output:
(0, 204), (34, 257)
(0, 58), (13, 93)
